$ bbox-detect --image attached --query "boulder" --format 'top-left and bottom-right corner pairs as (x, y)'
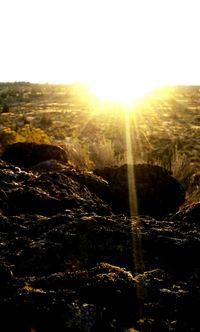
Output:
(1, 142), (68, 168)
(94, 164), (185, 218)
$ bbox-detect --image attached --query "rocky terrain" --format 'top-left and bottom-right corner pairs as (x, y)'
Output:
(0, 142), (200, 331)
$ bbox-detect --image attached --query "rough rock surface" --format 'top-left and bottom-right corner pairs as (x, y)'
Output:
(94, 164), (185, 218)
(0, 157), (199, 331)
(169, 201), (200, 223)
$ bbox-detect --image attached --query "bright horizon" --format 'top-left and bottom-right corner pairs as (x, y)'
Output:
(1, 0), (200, 101)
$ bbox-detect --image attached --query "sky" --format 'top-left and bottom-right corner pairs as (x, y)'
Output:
(1, 0), (200, 100)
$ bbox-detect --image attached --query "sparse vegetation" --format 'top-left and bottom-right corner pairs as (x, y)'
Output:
(0, 83), (200, 332)
(0, 82), (199, 202)
(0, 124), (51, 153)
(64, 137), (94, 170)
(0, 127), (23, 151)
(89, 136), (125, 169)
(18, 124), (51, 144)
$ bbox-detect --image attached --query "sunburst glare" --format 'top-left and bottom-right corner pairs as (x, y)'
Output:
(87, 78), (156, 106)
(125, 110), (144, 320)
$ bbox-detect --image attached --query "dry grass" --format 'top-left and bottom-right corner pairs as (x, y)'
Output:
(0, 82), (200, 203)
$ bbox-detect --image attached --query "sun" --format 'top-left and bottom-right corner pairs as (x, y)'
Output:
(86, 77), (156, 106)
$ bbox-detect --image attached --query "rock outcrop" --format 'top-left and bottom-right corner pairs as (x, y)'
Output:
(0, 151), (199, 331)
(1, 142), (68, 168)
(94, 164), (185, 218)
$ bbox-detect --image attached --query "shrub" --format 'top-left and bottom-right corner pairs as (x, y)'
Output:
(64, 137), (94, 170)
(145, 141), (194, 200)
(0, 128), (23, 152)
(89, 137), (125, 169)
(18, 124), (51, 144)
(0, 125), (51, 153)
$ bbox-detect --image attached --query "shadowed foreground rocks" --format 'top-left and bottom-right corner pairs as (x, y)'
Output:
(0, 154), (199, 331)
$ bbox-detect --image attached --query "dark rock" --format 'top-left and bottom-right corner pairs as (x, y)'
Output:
(1, 142), (68, 168)
(0, 159), (111, 216)
(31, 160), (110, 201)
(169, 201), (200, 223)
(31, 159), (69, 172)
(94, 163), (185, 218)
(0, 159), (199, 331)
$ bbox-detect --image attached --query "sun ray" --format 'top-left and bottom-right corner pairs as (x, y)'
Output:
(124, 110), (144, 320)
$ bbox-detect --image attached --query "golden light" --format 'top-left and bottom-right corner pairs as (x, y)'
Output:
(87, 78), (156, 106)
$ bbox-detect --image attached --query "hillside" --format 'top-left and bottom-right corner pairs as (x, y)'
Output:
(0, 82), (200, 200)
(0, 83), (200, 331)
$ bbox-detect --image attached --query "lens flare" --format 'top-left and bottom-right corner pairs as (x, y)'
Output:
(125, 110), (144, 319)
